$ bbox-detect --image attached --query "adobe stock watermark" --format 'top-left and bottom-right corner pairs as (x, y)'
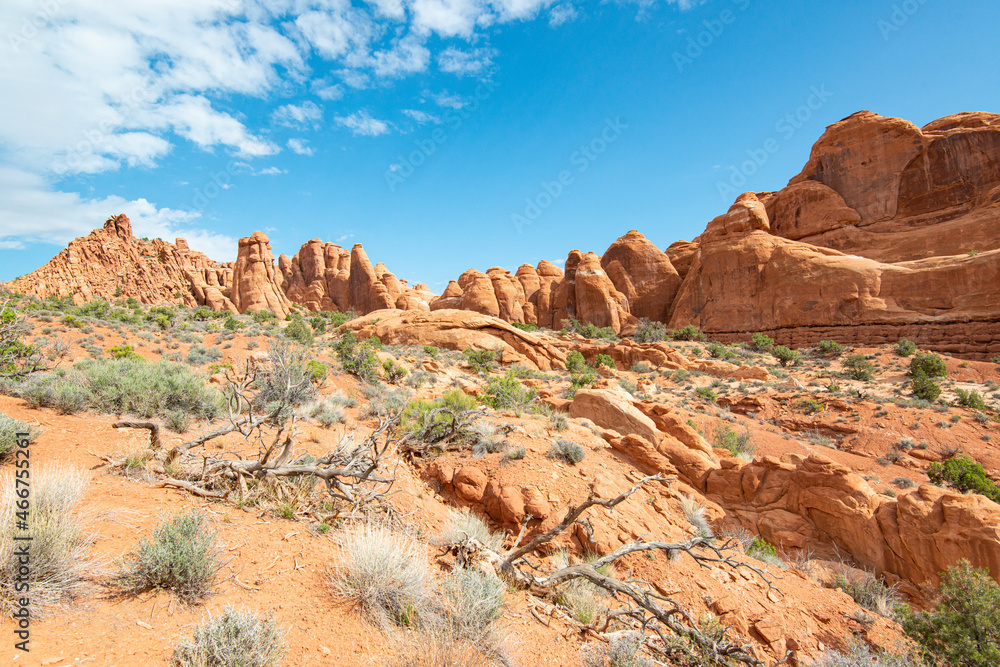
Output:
(673, 0), (751, 73)
(716, 85), (833, 201)
(511, 117), (628, 234)
(385, 80), (499, 192)
(51, 83), (154, 175)
(6, 0), (63, 53)
(878, 0), (930, 41)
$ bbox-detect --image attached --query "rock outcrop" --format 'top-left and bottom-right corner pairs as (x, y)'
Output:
(9, 215), (236, 310)
(277, 240), (426, 315)
(600, 230), (682, 321)
(9, 111), (1000, 358)
(341, 309), (567, 370)
(569, 389), (1000, 588)
(229, 232), (292, 318)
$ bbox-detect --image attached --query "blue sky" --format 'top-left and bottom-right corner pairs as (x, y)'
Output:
(2, 0), (998, 291)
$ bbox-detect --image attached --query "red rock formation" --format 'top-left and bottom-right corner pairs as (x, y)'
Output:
(9, 214), (236, 311)
(551, 251), (633, 333)
(601, 230), (681, 321)
(770, 111), (1000, 262)
(342, 309), (567, 370)
(347, 244), (395, 315)
(230, 232), (291, 318)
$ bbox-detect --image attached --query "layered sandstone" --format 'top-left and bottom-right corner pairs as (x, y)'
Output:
(9, 215), (236, 311)
(276, 239), (427, 315)
(230, 232), (291, 318)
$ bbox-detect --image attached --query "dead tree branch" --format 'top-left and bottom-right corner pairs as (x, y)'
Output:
(444, 474), (787, 667)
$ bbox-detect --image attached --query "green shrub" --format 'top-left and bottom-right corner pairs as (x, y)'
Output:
(108, 343), (142, 360)
(910, 353), (947, 378)
(186, 345), (223, 366)
(901, 560), (1000, 667)
(111, 510), (221, 602)
(895, 339), (917, 356)
(83, 358), (223, 420)
(422, 346), (438, 358)
(796, 398), (824, 414)
(0, 413), (36, 461)
(817, 339), (843, 356)
(695, 386), (716, 403)
(746, 537), (776, 560)
(165, 409), (190, 434)
(669, 324), (704, 342)
(750, 332), (775, 352)
(382, 359), (407, 384)
(336, 333), (381, 384)
(223, 315), (245, 331)
(843, 355), (875, 381)
(631, 319), (667, 344)
(463, 348), (496, 374)
(171, 607), (286, 667)
(54, 378), (91, 414)
(568, 318), (618, 341)
(927, 456), (1000, 503)
(146, 306), (177, 330)
(400, 390), (478, 442)
(707, 342), (736, 360)
(565, 350), (587, 374)
(911, 370), (942, 402)
(284, 318), (313, 345)
(771, 345), (801, 367)
(567, 372), (598, 398)
(481, 372), (537, 414)
(308, 316), (326, 335)
(594, 354), (615, 369)
(512, 322), (539, 332)
(956, 388), (988, 411)
(547, 439), (585, 465)
(249, 310), (276, 324)
(713, 424), (756, 460)
(304, 360), (327, 384)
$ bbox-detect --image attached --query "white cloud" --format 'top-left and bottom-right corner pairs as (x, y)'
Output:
(365, 0), (407, 20)
(402, 109), (441, 124)
(335, 110), (391, 136)
(287, 138), (315, 156)
(337, 68), (372, 89)
(314, 83), (345, 100)
(271, 101), (323, 129)
(438, 46), (496, 76)
(0, 167), (236, 261)
(432, 91), (468, 109)
(147, 94), (279, 157)
(368, 34), (431, 77)
(548, 3), (578, 26)
(258, 166), (286, 175)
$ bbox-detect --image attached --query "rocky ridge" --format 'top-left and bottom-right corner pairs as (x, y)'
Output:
(8, 111), (1000, 359)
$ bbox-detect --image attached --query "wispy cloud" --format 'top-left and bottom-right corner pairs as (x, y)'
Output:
(287, 138), (315, 156)
(438, 46), (497, 76)
(335, 110), (391, 136)
(402, 109), (441, 124)
(549, 3), (579, 26)
(271, 101), (323, 129)
(432, 91), (468, 109)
